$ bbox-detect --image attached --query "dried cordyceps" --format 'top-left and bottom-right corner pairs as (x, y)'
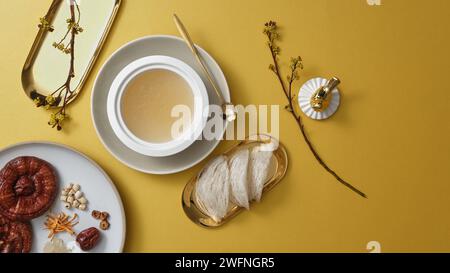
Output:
(263, 21), (366, 198)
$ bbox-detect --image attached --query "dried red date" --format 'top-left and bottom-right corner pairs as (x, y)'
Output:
(76, 227), (100, 251)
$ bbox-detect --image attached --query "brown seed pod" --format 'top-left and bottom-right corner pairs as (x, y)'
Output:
(99, 220), (110, 230)
(76, 227), (101, 251)
(91, 210), (101, 220)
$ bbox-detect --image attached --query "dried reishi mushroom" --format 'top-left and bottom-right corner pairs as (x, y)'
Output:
(99, 220), (110, 230)
(76, 227), (100, 251)
(0, 214), (32, 253)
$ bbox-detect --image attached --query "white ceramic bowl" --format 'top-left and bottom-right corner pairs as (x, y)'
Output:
(107, 55), (209, 157)
(92, 35), (230, 174)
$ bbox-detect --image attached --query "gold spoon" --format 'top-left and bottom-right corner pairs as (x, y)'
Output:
(173, 14), (236, 122)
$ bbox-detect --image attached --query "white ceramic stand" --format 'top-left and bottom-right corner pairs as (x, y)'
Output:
(298, 77), (341, 120)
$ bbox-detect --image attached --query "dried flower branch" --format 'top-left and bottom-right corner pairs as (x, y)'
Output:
(263, 21), (366, 198)
(35, 0), (83, 131)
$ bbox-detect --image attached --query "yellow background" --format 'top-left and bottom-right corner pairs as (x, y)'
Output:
(1, 0), (450, 253)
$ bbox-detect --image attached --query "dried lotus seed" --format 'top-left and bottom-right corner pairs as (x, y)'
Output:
(72, 184), (80, 191)
(78, 197), (87, 204)
(67, 196), (74, 203)
(61, 190), (68, 196)
(74, 191), (83, 199)
(60, 196), (67, 202)
(68, 189), (76, 196)
(72, 200), (80, 208)
(64, 202), (71, 209)
(79, 204), (87, 211)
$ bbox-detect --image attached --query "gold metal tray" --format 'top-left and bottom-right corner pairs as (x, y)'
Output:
(182, 136), (289, 228)
(22, 0), (121, 106)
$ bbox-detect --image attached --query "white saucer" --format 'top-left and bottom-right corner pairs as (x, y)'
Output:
(91, 35), (231, 174)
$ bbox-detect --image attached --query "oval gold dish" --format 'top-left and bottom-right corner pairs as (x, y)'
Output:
(182, 135), (289, 228)
(22, 0), (121, 107)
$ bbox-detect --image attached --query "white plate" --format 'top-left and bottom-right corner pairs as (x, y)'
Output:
(0, 142), (126, 253)
(91, 35), (231, 174)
